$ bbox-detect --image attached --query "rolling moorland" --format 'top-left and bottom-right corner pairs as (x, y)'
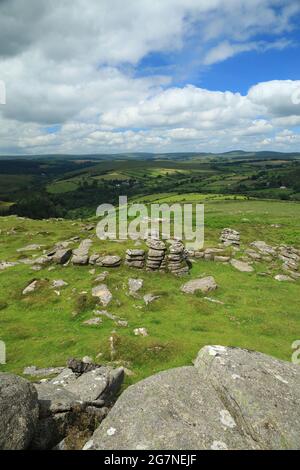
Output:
(0, 150), (300, 219)
(0, 151), (299, 390)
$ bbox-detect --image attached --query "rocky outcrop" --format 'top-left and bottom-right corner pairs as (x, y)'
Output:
(0, 373), (39, 450)
(52, 248), (72, 265)
(84, 346), (300, 450)
(146, 239), (166, 271)
(167, 240), (190, 276)
(31, 360), (124, 450)
(250, 240), (276, 257)
(125, 249), (146, 269)
(220, 228), (240, 247)
(71, 239), (93, 265)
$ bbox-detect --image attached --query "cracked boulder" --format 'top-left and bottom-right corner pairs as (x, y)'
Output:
(31, 362), (124, 450)
(83, 346), (300, 450)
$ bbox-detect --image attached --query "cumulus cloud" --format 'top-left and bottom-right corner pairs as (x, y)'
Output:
(0, 0), (300, 153)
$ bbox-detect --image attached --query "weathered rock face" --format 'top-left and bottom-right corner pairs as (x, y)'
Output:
(84, 346), (300, 450)
(31, 361), (124, 450)
(52, 248), (72, 265)
(146, 239), (166, 271)
(96, 255), (122, 268)
(72, 239), (92, 265)
(125, 249), (146, 269)
(0, 373), (39, 450)
(180, 276), (218, 294)
(250, 241), (277, 257)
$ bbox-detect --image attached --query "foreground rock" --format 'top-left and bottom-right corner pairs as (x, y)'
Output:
(0, 373), (39, 449)
(181, 276), (217, 295)
(32, 360), (124, 450)
(84, 346), (300, 450)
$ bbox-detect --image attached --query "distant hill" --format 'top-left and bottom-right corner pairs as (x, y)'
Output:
(0, 150), (300, 161)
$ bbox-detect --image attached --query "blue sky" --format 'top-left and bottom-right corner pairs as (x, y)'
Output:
(0, 0), (300, 154)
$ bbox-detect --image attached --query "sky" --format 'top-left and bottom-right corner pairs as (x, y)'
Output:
(0, 0), (300, 155)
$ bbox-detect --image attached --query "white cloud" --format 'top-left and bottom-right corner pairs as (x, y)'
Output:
(203, 38), (293, 65)
(0, 0), (300, 154)
(248, 80), (300, 116)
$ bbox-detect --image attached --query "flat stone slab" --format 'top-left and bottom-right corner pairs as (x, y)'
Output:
(23, 366), (65, 377)
(230, 259), (254, 272)
(34, 383), (80, 417)
(250, 241), (277, 256)
(274, 274), (295, 282)
(97, 255), (121, 267)
(17, 244), (43, 252)
(181, 276), (217, 295)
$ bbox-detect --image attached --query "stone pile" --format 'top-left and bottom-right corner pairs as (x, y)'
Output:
(167, 240), (189, 276)
(146, 239), (166, 272)
(220, 228), (240, 246)
(125, 249), (146, 268)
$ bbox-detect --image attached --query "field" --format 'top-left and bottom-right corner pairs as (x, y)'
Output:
(0, 197), (299, 387)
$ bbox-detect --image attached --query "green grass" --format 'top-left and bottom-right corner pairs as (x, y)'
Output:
(0, 198), (299, 387)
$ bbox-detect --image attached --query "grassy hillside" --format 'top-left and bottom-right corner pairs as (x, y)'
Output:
(0, 198), (299, 387)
